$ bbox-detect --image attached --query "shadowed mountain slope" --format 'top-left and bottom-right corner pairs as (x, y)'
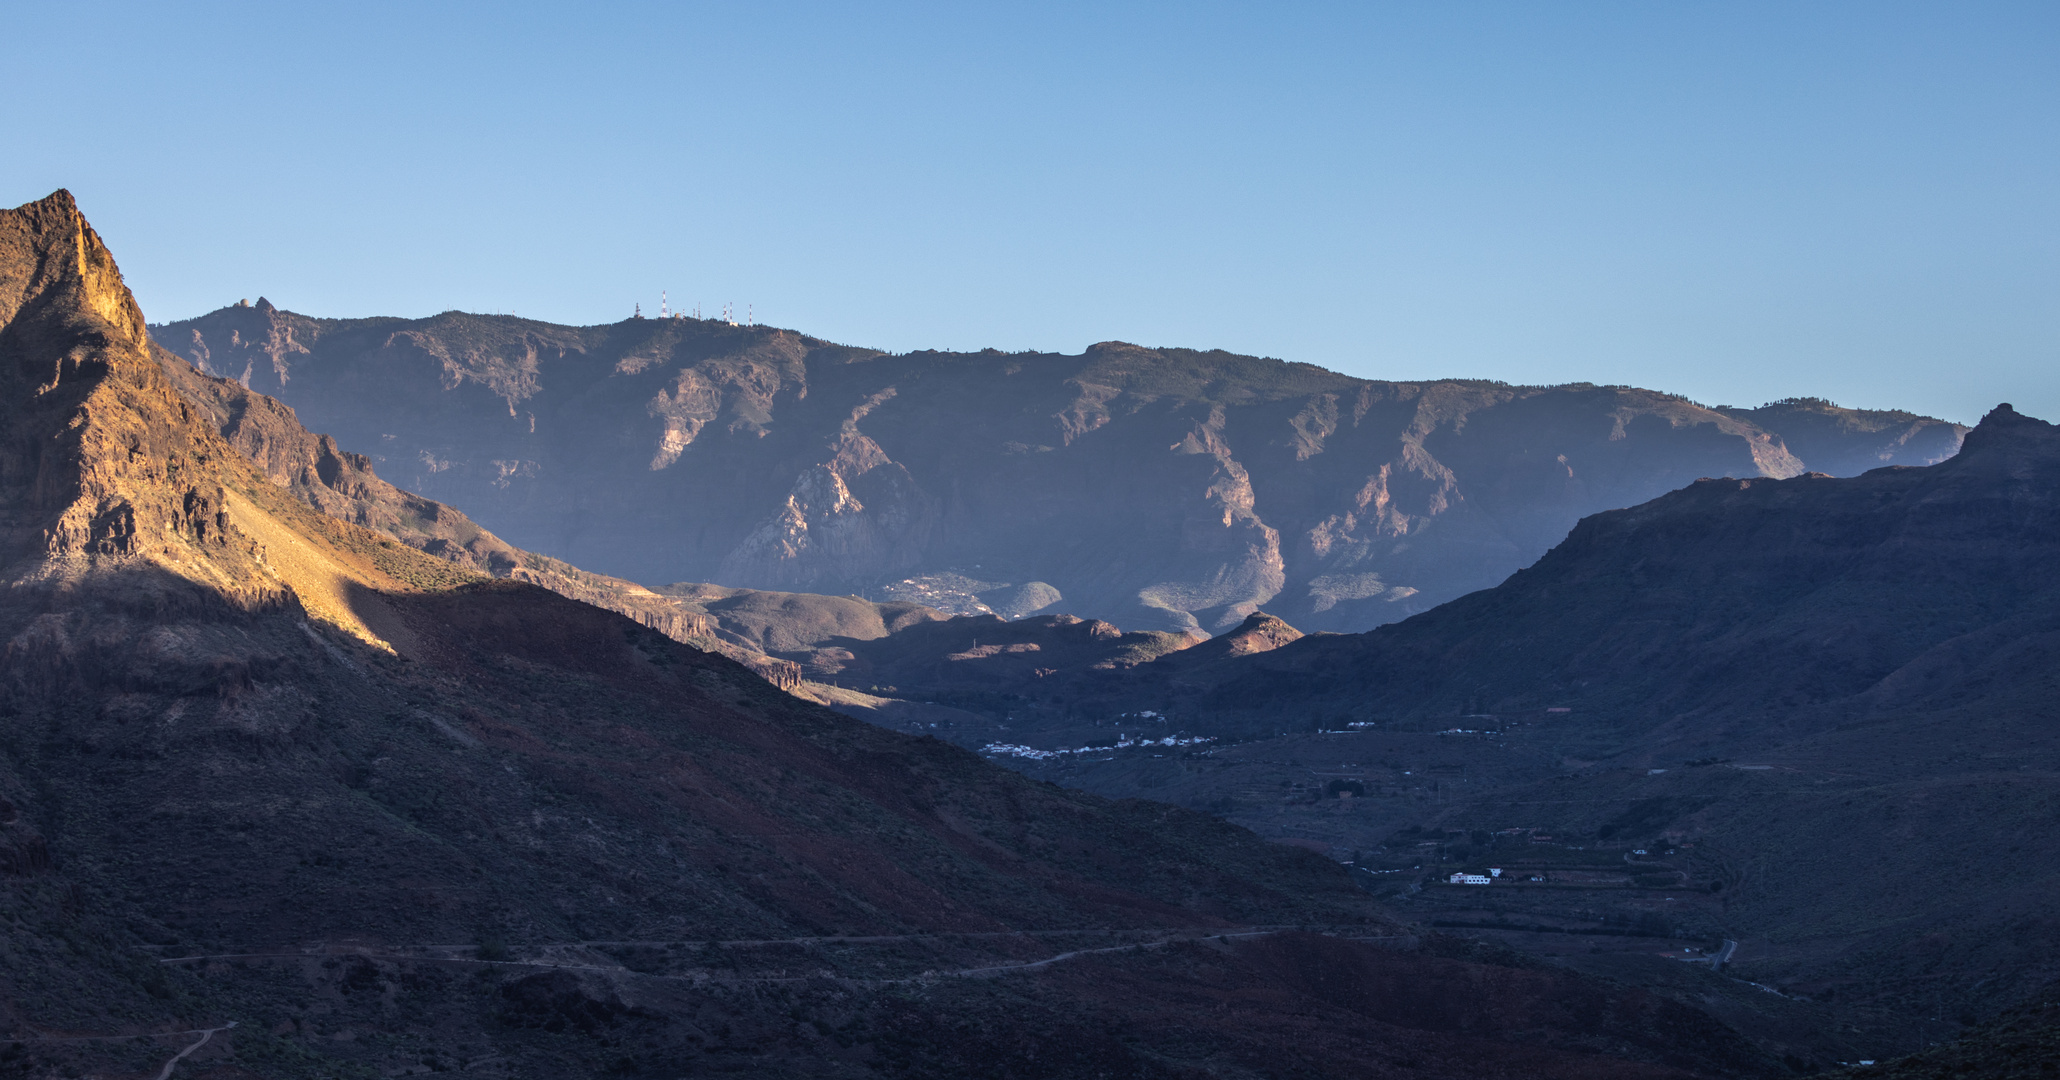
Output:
(3, 190), (1803, 1077)
(154, 303), (1963, 634)
(1860, 979), (2060, 1079)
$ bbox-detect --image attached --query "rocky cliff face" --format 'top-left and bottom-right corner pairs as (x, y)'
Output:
(0, 193), (277, 604)
(155, 305), (1965, 634)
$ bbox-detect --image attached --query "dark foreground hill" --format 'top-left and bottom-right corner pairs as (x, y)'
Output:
(1091, 404), (2060, 1041)
(1857, 979), (2060, 1078)
(153, 302), (1961, 634)
(1, 191), (1812, 1077)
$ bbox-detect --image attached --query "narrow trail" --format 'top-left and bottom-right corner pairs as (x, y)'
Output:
(941, 929), (1282, 979)
(153, 1022), (234, 1080)
(2, 1024), (233, 1046)
(572, 928), (1221, 948)
(153, 929), (1420, 988)
(157, 926), (1283, 966)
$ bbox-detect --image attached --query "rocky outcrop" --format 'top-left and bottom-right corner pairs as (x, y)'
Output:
(155, 306), (1967, 635)
(714, 394), (939, 590)
(1190, 611), (1304, 659)
(0, 192), (285, 609)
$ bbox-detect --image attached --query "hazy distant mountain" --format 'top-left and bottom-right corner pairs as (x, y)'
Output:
(154, 304), (1963, 634)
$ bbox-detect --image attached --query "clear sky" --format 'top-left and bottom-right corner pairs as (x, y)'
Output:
(6, 1), (2054, 425)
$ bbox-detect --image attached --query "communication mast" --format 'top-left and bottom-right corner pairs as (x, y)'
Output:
(660, 291), (669, 319)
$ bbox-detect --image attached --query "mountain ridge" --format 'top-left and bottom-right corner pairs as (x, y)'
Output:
(154, 302), (1965, 634)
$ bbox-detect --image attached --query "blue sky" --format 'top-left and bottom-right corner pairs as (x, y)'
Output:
(6, 1), (2054, 424)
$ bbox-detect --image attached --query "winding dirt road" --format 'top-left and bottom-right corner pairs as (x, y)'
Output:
(153, 1021), (235, 1080)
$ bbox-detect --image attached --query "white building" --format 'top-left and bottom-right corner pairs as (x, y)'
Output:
(1448, 873), (1492, 885)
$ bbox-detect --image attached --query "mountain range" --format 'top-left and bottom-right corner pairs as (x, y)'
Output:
(154, 303), (1963, 634)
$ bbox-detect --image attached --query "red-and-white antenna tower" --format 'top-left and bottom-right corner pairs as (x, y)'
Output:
(660, 290), (669, 319)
